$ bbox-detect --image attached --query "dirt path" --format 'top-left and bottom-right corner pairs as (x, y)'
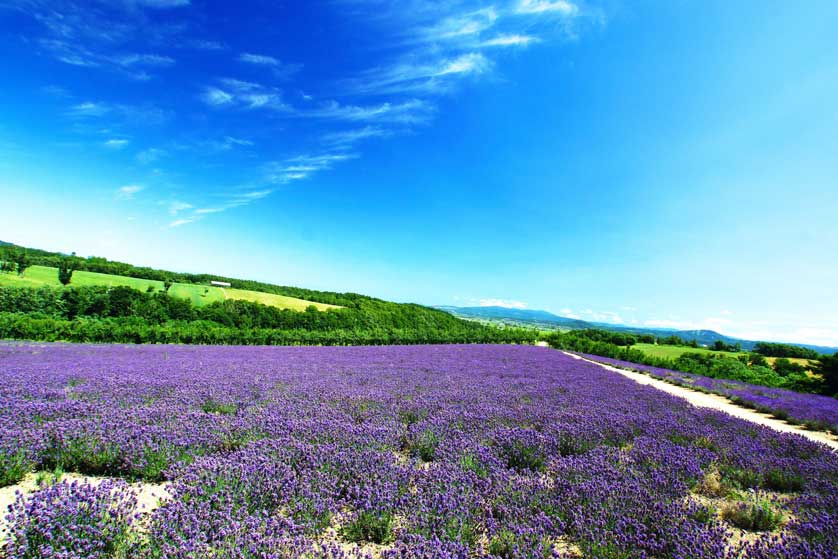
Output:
(564, 352), (838, 451)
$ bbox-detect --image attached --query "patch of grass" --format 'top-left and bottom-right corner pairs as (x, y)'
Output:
(35, 465), (64, 487)
(42, 436), (124, 476)
(459, 453), (488, 478)
(398, 408), (427, 427)
(200, 399), (238, 415)
(0, 449), (31, 487)
(487, 530), (518, 558)
(443, 517), (480, 545)
(719, 465), (762, 490)
(410, 429), (440, 462)
(499, 441), (545, 472)
(763, 469), (804, 493)
(341, 510), (394, 544)
(721, 497), (784, 531)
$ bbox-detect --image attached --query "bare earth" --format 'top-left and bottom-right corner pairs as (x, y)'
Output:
(565, 352), (838, 451)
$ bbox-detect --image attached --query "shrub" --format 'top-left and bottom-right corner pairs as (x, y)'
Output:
(721, 496), (784, 531)
(459, 453), (488, 478)
(499, 441), (545, 472)
(200, 399), (238, 415)
(411, 429), (440, 462)
(341, 510), (394, 544)
(0, 449), (31, 487)
(763, 469), (804, 492)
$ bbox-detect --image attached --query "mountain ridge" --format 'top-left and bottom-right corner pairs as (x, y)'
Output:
(437, 305), (838, 354)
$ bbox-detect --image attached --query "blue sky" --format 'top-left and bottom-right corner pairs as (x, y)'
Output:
(1, 1), (837, 346)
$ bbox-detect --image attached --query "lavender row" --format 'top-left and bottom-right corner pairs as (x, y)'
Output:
(579, 353), (838, 433)
(1, 343), (837, 558)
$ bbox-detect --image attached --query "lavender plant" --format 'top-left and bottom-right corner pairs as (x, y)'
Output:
(1, 343), (836, 558)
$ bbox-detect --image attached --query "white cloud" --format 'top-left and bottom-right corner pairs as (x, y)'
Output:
(202, 87), (234, 106)
(117, 54), (175, 67)
(168, 217), (197, 228)
(200, 82), (290, 111)
(479, 298), (528, 309)
(515, 0), (578, 16)
(168, 201), (193, 215)
(322, 126), (391, 147)
(137, 0), (190, 7)
(559, 308), (582, 319)
(104, 138), (130, 149)
(67, 102), (110, 117)
(267, 153), (358, 184)
(117, 184), (144, 199)
(581, 309), (624, 324)
(480, 34), (539, 47)
(136, 148), (166, 164)
(309, 99), (435, 124)
(349, 53), (492, 95)
(239, 52), (280, 66)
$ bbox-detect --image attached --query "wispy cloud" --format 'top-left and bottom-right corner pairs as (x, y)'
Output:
(168, 201), (193, 215)
(117, 184), (144, 199)
(308, 99), (436, 124)
(65, 101), (170, 126)
(200, 80), (290, 111)
(479, 298), (528, 309)
(515, 0), (578, 15)
(104, 138), (130, 149)
(480, 34), (540, 47)
(267, 153), (359, 184)
(322, 126), (392, 147)
(165, 187), (276, 228)
(239, 52), (280, 66)
(238, 52), (302, 79)
(136, 147), (166, 164)
(347, 53), (492, 95)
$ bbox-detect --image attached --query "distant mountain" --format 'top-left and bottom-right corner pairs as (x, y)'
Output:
(435, 306), (593, 329)
(437, 306), (838, 355)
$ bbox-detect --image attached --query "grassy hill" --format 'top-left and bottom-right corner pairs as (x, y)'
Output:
(0, 242), (537, 346)
(0, 265), (339, 312)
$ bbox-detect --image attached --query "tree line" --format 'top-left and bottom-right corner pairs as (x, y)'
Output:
(0, 285), (539, 346)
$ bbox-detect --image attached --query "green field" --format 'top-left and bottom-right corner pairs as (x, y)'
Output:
(0, 266), (340, 312)
(633, 342), (743, 360)
(633, 342), (813, 369)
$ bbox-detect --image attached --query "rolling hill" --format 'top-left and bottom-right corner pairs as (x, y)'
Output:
(0, 265), (339, 312)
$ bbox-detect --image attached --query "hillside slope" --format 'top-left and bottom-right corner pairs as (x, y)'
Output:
(0, 265), (339, 312)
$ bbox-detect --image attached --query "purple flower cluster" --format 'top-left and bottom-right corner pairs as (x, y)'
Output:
(1, 343), (837, 558)
(5, 478), (137, 559)
(579, 353), (838, 433)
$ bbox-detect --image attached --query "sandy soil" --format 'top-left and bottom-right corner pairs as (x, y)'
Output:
(0, 473), (170, 544)
(565, 352), (838, 451)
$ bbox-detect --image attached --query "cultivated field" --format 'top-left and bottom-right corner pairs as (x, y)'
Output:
(0, 265), (339, 311)
(1, 343), (836, 558)
(633, 343), (814, 369)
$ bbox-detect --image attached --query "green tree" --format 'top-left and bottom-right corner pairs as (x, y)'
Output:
(15, 250), (30, 276)
(813, 353), (838, 396)
(57, 253), (78, 286)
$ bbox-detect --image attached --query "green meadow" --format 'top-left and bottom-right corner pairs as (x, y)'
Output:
(0, 265), (340, 312)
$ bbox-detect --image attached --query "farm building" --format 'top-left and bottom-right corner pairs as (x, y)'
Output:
(210, 280), (231, 287)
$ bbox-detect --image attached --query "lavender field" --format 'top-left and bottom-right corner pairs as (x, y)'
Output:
(1, 343), (837, 558)
(580, 353), (838, 434)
